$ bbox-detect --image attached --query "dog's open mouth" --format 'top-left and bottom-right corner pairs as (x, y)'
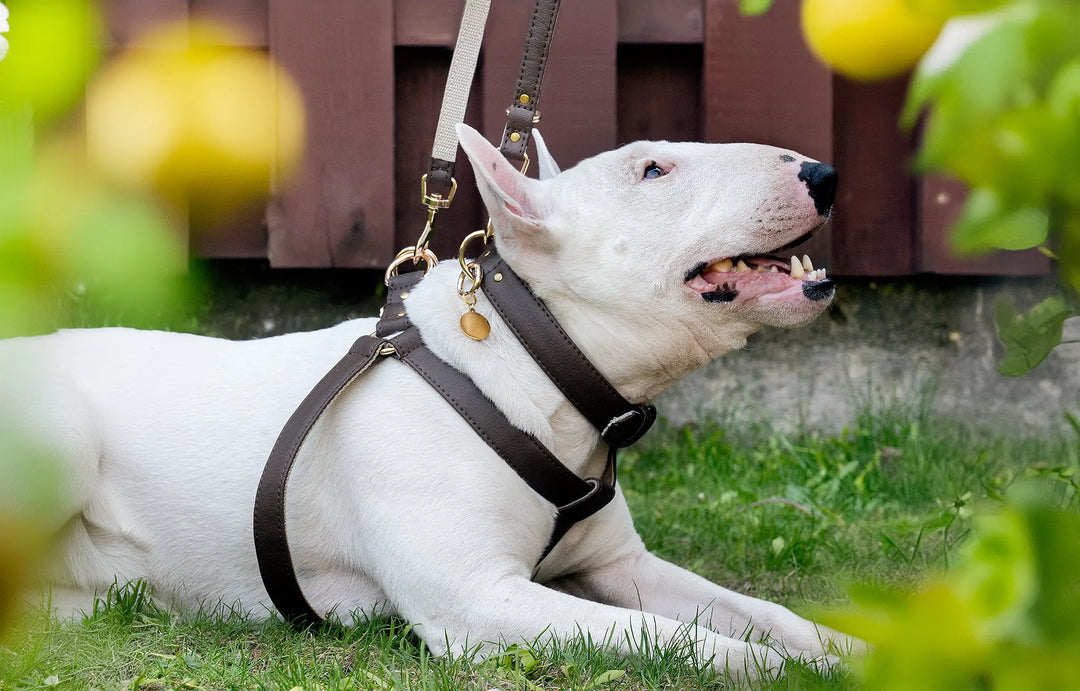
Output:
(684, 253), (834, 304)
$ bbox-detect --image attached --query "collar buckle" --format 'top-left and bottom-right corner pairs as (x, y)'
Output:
(601, 404), (657, 448)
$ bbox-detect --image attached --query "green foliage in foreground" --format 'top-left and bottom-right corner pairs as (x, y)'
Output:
(823, 485), (1080, 690)
(903, 1), (1080, 376)
(1, 411), (1077, 690)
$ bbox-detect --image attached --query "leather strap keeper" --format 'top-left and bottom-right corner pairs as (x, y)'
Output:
(426, 157), (456, 191)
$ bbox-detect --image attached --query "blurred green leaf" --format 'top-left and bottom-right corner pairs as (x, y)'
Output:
(904, 8), (1032, 130)
(993, 296), (1073, 376)
(1047, 59), (1080, 116)
(820, 490), (1080, 690)
(0, 105), (34, 174)
(954, 509), (1036, 631)
(909, 0), (1011, 16)
(908, 5), (1080, 201)
(905, 3), (1080, 378)
(0, 0), (102, 123)
(1024, 504), (1080, 642)
(950, 188), (1049, 253)
(739, 0), (774, 16)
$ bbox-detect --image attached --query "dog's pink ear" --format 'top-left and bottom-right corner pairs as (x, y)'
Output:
(455, 123), (547, 233)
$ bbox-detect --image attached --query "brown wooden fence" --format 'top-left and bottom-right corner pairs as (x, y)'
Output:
(100, 0), (1049, 277)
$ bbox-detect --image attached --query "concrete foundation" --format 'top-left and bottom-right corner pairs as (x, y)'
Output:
(661, 277), (1079, 435)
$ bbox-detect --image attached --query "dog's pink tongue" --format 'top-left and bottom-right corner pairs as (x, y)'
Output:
(687, 275), (715, 292)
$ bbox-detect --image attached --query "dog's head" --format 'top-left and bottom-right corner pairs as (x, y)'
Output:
(456, 124), (837, 398)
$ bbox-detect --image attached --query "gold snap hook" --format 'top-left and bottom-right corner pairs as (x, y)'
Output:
(412, 175), (458, 261)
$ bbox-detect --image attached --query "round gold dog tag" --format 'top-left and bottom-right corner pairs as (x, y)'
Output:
(460, 310), (490, 341)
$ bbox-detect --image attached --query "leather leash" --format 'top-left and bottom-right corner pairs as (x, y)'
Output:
(253, 0), (656, 627)
(499, 0), (561, 166)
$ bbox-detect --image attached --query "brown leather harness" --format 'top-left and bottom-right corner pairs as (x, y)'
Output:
(252, 0), (655, 627)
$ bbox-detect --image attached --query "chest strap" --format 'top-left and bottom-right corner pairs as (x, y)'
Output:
(253, 272), (619, 627)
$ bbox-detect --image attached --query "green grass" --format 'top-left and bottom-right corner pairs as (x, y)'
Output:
(2, 409), (1077, 691)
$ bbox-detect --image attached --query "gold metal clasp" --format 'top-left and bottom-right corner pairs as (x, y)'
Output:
(420, 173), (457, 209)
(457, 229), (488, 278)
(413, 174), (458, 261)
(385, 246), (438, 285)
(455, 229), (491, 341)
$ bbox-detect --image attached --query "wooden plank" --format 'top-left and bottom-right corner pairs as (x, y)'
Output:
(189, 0), (267, 46)
(703, 0), (833, 267)
(394, 0), (465, 48)
(618, 0), (704, 44)
(190, 204), (267, 258)
(918, 176), (1051, 275)
(101, 0), (188, 46)
(266, 0), (395, 268)
(183, 1), (268, 256)
(703, 0), (831, 159)
(830, 77), (916, 276)
(483, 1), (618, 171)
(397, 2), (682, 50)
(618, 44), (702, 143)
(393, 47), (484, 262)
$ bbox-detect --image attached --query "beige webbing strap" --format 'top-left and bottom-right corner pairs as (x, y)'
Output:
(426, 0), (491, 188)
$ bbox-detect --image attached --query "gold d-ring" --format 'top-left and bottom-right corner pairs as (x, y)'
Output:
(457, 230), (489, 276)
(385, 246), (438, 285)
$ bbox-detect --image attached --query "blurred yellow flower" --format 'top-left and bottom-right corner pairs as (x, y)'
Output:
(801, 0), (945, 81)
(85, 21), (305, 217)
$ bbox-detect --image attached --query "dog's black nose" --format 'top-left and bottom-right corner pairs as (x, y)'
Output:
(798, 162), (838, 216)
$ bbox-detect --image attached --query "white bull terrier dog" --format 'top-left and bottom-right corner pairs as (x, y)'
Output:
(2, 123), (850, 679)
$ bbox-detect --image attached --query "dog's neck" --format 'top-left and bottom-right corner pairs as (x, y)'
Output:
(535, 293), (755, 402)
(404, 262), (751, 473)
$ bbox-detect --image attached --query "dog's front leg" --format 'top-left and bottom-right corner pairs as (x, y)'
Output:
(541, 496), (854, 662)
(411, 575), (785, 681)
(553, 547), (853, 662)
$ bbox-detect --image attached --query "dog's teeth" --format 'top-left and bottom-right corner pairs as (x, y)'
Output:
(790, 255), (804, 279)
(756, 266), (765, 273)
(820, 268), (827, 279)
(769, 266), (778, 273)
(802, 255), (814, 271)
(736, 259), (750, 273)
(710, 258), (733, 273)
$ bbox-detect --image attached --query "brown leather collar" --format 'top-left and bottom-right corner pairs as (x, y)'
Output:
(479, 249), (656, 447)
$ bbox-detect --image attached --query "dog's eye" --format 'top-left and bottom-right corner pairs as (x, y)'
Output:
(642, 162), (667, 180)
